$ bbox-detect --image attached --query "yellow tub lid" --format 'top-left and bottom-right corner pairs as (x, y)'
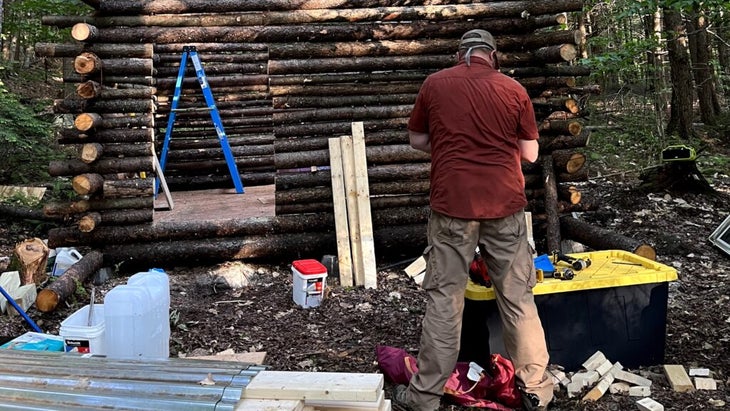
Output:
(465, 250), (678, 301)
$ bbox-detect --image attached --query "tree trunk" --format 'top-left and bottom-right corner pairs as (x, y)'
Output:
(687, 9), (720, 125)
(663, 8), (694, 139)
(541, 155), (561, 252)
(44, 197), (154, 218)
(559, 216), (656, 261)
(35, 251), (104, 313)
(80, 143), (104, 163)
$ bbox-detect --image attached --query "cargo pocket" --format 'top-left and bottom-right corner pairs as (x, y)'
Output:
(421, 245), (438, 290)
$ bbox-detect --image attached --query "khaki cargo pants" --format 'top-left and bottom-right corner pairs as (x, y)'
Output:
(406, 210), (553, 410)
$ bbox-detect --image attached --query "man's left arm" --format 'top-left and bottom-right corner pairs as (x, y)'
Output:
(409, 130), (431, 153)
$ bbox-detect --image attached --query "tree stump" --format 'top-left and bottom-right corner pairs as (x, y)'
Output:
(638, 161), (715, 194)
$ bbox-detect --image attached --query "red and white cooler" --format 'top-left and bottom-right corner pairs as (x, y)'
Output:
(291, 259), (328, 308)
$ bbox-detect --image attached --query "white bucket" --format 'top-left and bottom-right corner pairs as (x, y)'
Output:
(60, 304), (105, 355)
(104, 269), (170, 360)
(51, 248), (83, 277)
(291, 259), (327, 308)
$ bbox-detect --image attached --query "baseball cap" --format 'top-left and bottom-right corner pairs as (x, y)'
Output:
(459, 29), (496, 51)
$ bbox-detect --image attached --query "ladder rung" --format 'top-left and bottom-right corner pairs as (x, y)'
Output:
(171, 107), (212, 113)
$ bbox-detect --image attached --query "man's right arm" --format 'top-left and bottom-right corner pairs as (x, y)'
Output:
(409, 130), (431, 153)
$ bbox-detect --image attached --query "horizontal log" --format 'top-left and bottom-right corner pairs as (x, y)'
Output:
(538, 119), (583, 136)
(72, 173), (104, 195)
(274, 130), (408, 154)
(155, 62), (266, 77)
(269, 82), (422, 97)
(275, 195), (430, 214)
(275, 118), (408, 138)
(80, 143), (104, 163)
(71, 22), (98, 42)
(0, 204), (62, 222)
(35, 251), (104, 313)
(519, 76), (576, 91)
(54, 99), (154, 114)
(552, 149), (586, 174)
(560, 215), (657, 261)
(44, 197), (153, 218)
(78, 212), (102, 232)
(83, 15), (579, 44)
(167, 134), (274, 150)
(96, 0), (583, 17)
(155, 51), (269, 63)
(46, 7), (569, 29)
(164, 145), (274, 162)
(269, 70), (432, 86)
(272, 105), (411, 124)
(49, 157), (154, 177)
(100, 223), (428, 268)
(276, 162), (429, 190)
(35, 42), (154, 58)
(77, 81), (156, 100)
(165, 172), (275, 190)
(75, 54), (154, 76)
(103, 178), (154, 198)
(269, 55), (451, 75)
(270, 39), (453, 59)
(503, 65), (592, 78)
(59, 128), (154, 144)
(164, 156), (275, 173)
(539, 130), (590, 152)
(276, 180), (431, 204)
(274, 144), (429, 169)
(273, 94), (416, 109)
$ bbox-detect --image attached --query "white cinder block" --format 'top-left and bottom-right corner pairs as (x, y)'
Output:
(636, 397), (664, 411)
(629, 386), (651, 397)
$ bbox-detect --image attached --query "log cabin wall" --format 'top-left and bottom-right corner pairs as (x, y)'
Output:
(38, 0), (594, 269)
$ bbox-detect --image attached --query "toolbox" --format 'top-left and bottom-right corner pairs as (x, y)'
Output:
(459, 250), (678, 371)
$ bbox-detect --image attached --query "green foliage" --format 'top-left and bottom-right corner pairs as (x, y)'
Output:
(0, 80), (62, 185)
(3, 0), (88, 45)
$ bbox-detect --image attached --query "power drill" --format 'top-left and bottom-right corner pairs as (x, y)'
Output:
(552, 250), (591, 271)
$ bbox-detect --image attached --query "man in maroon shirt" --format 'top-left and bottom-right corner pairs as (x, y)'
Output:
(393, 29), (553, 411)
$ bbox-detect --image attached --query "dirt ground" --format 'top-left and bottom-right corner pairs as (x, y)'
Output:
(1, 168), (729, 410)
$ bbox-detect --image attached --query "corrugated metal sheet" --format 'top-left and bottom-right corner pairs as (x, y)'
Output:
(0, 350), (265, 410)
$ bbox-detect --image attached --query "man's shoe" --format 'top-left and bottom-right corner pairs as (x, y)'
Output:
(392, 385), (415, 411)
(521, 391), (547, 411)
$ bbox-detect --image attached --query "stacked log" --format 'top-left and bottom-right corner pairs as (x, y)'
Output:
(37, 0), (627, 267)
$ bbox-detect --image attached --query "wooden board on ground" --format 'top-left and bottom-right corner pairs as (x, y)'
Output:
(243, 371), (384, 402)
(0, 186), (46, 202)
(235, 398), (304, 411)
(187, 350), (267, 365)
(305, 390), (388, 411)
(329, 137), (354, 287)
(7, 284), (37, 317)
(404, 256), (426, 278)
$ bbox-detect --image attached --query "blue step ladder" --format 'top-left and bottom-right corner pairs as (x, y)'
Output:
(156, 46), (244, 195)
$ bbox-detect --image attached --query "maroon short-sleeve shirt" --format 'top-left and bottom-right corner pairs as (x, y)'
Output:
(408, 57), (538, 219)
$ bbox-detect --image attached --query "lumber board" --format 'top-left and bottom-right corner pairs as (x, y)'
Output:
(351, 122), (377, 289)
(305, 390), (385, 410)
(187, 351), (267, 365)
(329, 137), (354, 287)
(340, 136), (364, 287)
(662, 364), (694, 392)
(404, 256), (426, 278)
(243, 371), (384, 402)
(235, 398), (304, 411)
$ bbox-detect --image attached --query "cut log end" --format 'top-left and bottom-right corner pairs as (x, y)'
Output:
(36, 289), (61, 313)
(634, 244), (656, 261)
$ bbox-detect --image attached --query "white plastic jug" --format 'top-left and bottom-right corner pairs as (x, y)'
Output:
(51, 248), (83, 277)
(104, 269), (170, 360)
